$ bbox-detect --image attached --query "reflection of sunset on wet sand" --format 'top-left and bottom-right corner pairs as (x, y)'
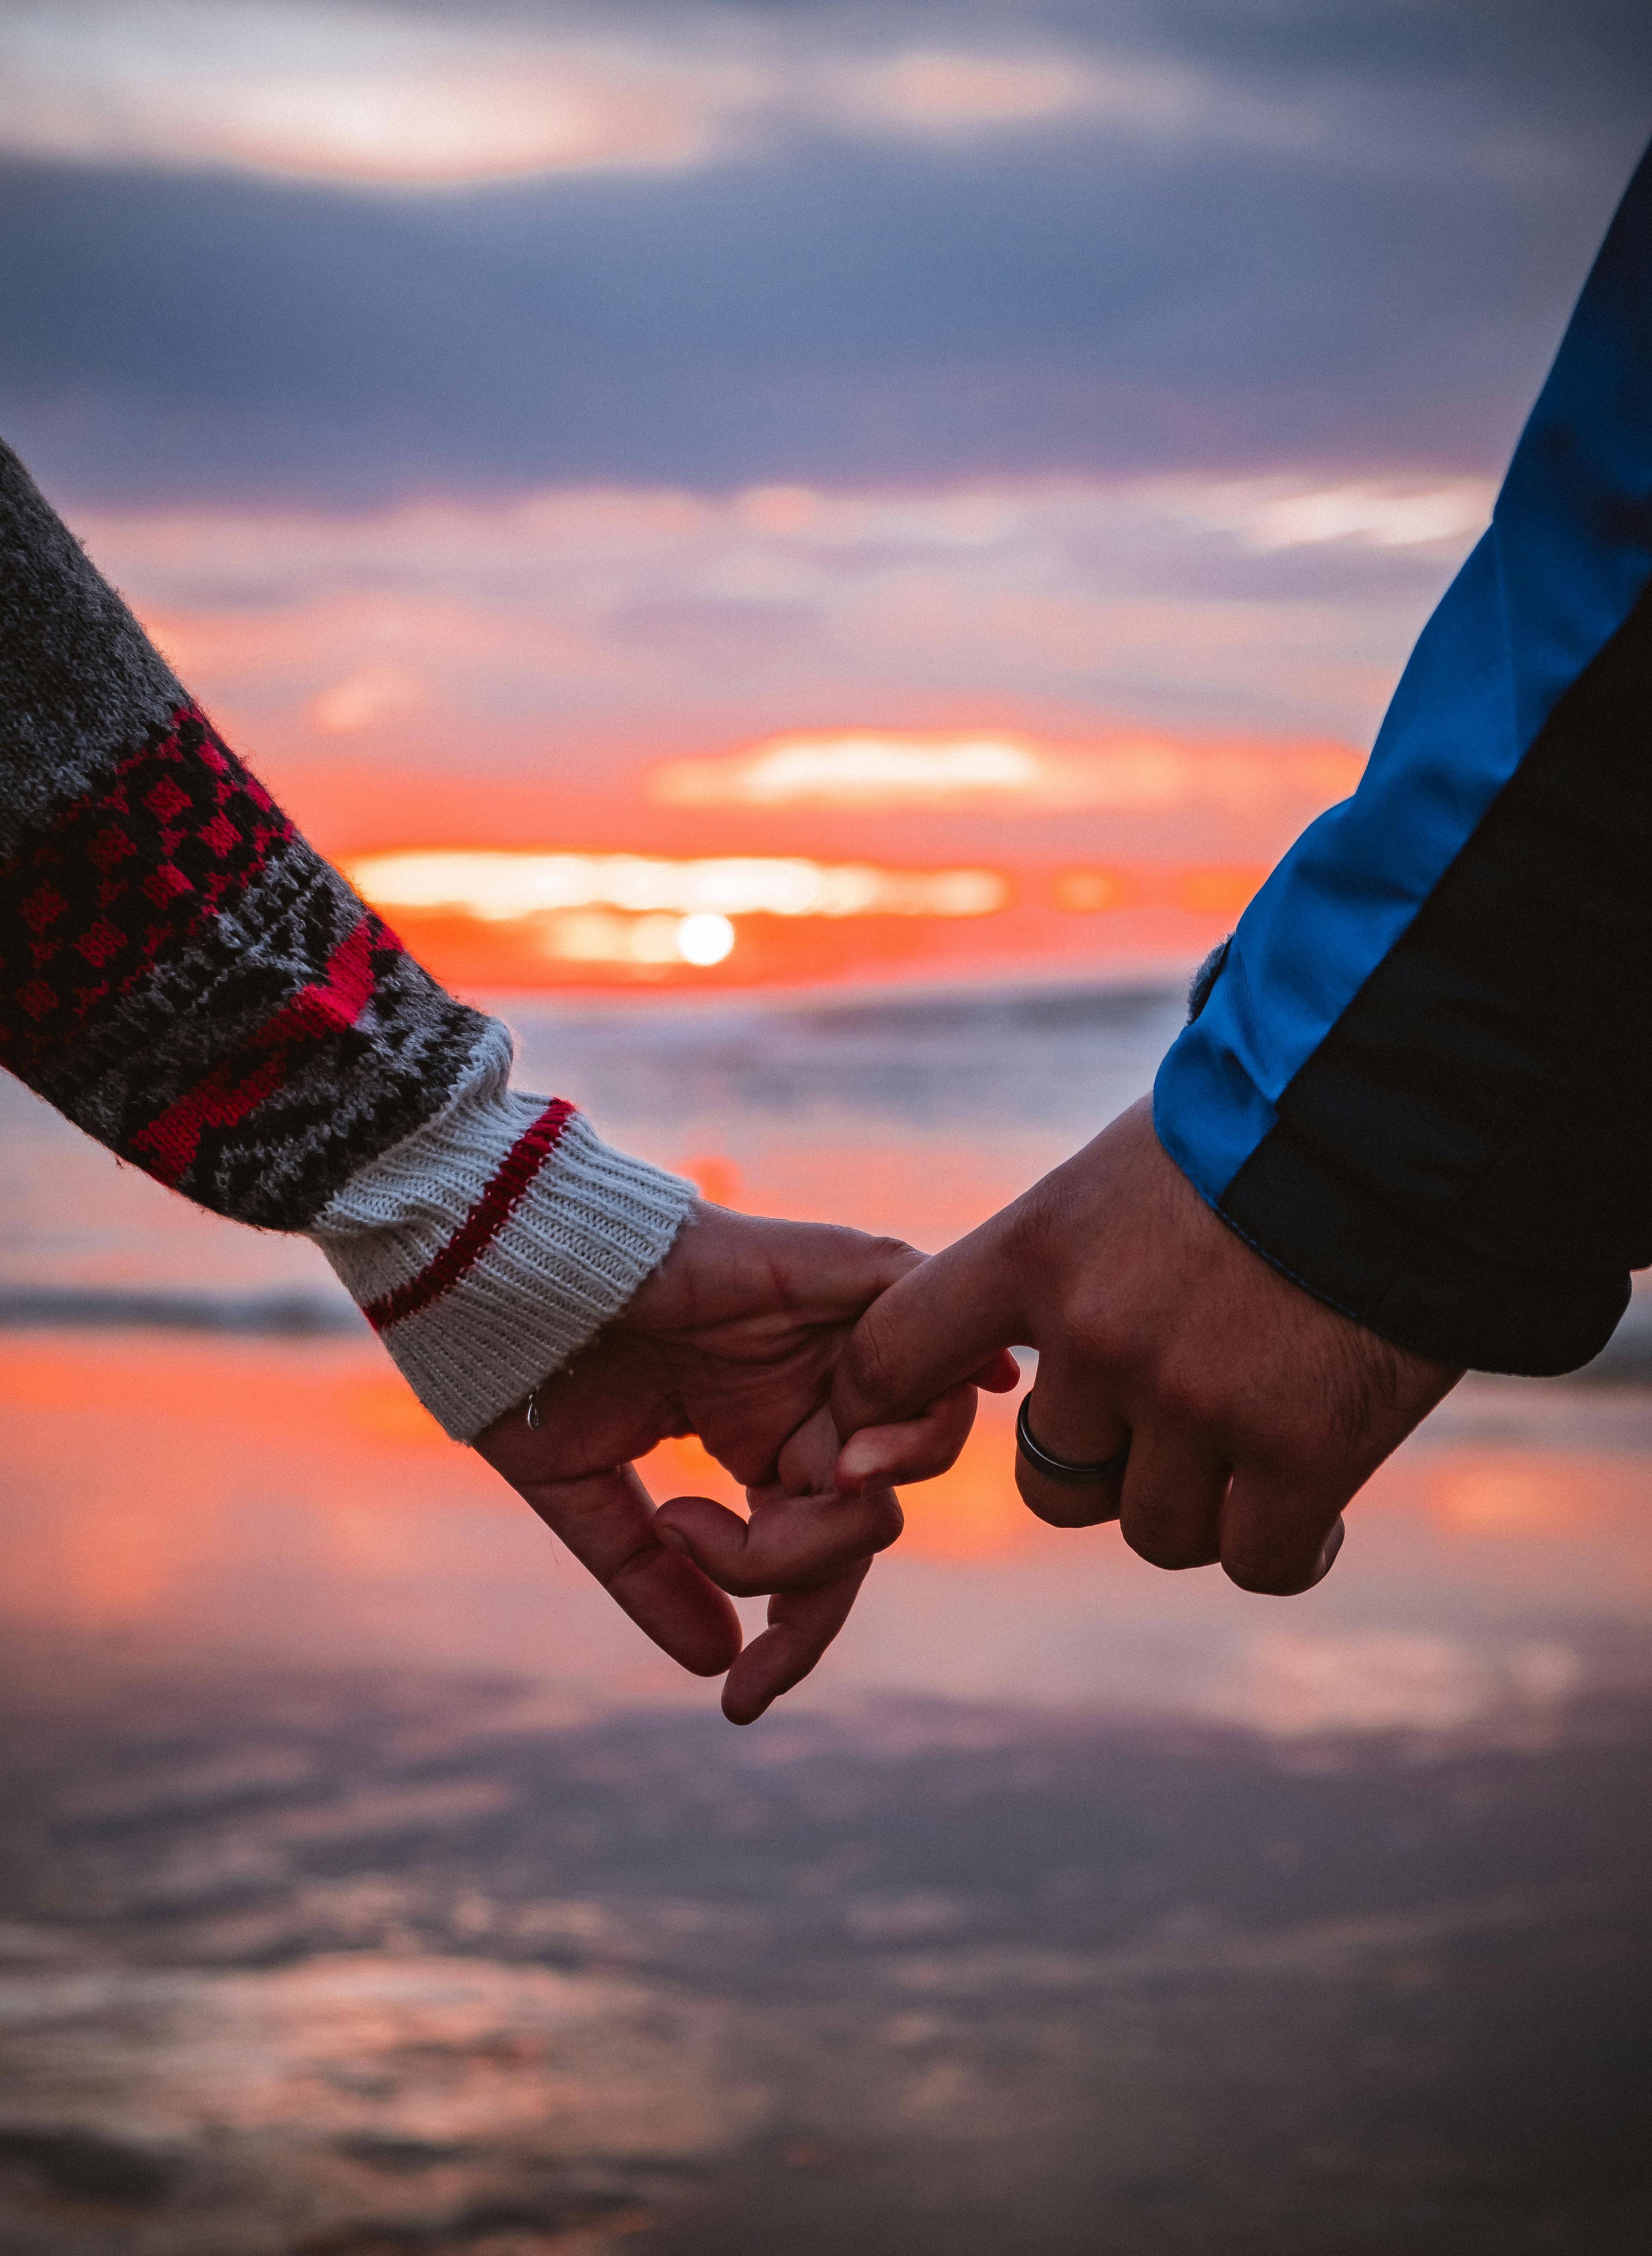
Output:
(4, 1286), (1651, 2250)
(6, 1331), (1651, 1728)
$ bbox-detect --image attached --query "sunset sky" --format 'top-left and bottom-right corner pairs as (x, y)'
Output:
(3, 0), (1648, 985)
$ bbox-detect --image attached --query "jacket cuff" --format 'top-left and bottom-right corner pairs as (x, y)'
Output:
(309, 1025), (696, 1439)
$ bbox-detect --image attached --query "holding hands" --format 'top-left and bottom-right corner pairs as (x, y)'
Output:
(478, 1099), (1459, 1726)
(474, 1200), (1016, 1724)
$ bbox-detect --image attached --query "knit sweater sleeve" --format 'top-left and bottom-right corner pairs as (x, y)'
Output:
(0, 440), (696, 1439)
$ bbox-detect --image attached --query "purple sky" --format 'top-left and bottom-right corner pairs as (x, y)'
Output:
(1, 4), (1647, 911)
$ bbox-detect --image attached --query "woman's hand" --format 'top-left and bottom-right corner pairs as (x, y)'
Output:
(473, 1201), (1015, 1723)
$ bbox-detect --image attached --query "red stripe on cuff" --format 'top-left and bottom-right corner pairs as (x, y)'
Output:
(362, 1099), (577, 1335)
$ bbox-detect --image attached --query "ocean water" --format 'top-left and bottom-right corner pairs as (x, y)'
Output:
(2, 980), (1650, 2253)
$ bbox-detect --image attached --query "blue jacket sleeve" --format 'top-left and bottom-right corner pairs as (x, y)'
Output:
(1153, 142), (1652, 1375)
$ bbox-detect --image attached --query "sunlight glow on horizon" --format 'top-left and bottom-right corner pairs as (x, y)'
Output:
(346, 850), (1010, 924)
(536, 908), (736, 968)
(342, 847), (1271, 980)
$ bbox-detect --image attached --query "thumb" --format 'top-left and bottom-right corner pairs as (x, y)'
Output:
(831, 1221), (1022, 1441)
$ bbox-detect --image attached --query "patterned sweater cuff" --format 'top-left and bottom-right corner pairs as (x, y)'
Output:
(308, 1027), (697, 1440)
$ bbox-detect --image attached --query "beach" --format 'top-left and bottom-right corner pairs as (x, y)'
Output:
(2, 980), (1650, 2251)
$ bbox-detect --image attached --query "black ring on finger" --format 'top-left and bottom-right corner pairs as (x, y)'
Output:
(1015, 1395), (1131, 1487)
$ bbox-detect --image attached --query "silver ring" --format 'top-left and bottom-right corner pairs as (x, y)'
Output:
(1015, 1394), (1130, 1486)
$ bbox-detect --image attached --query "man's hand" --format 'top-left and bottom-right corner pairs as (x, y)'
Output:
(831, 1099), (1460, 1593)
(474, 1202), (1012, 1724)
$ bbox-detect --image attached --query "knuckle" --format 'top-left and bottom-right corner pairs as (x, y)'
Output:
(1122, 1516), (1217, 1572)
(1015, 1461), (1114, 1529)
(1056, 1296), (1155, 1388)
(891, 1449), (951, 1486)
(1222, 1548), (1306, 1596)
(1006, 1178), (1059, 1264)
(1152, 1356), (1225, 1430)
(839, 1320), (897, 1413)
(863, 1496), (905, 1552)
(1055, 1293), (1124, 1368)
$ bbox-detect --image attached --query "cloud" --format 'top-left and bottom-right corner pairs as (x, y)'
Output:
(1163, 476), (1494, 554)
(2, 0), (1642, 192)
(654, 735), (1063, 809)
(0, 5), (1210, 188)
(647, 731), (1365, 812)
(0, 4), (772, 183)
(2, 1), (1646, 511)
(307, 664), (423, 732)
(3, 106), (1635, 515)
(848, 50), (1106, 133)
(0, 2), (1644, 518)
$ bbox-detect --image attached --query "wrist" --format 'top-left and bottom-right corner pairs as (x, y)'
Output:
(313, 1059), (697, 1439)
(612, 1198), (719, 1328)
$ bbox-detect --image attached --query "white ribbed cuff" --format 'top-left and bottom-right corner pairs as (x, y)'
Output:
(309, 1026), (696, 1440)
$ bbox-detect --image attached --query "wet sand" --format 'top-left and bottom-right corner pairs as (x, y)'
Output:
(2, 1645), (1650, 2255)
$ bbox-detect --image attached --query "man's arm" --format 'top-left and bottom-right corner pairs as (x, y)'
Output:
(831, 143), (1652, 1591)
(1156, 139), (1652, 1375)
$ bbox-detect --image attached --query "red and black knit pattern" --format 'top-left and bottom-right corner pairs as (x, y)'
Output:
(0, 704), (291, 1075)
(0, 700), (491, 1231)
(2, 438), (702, 1438)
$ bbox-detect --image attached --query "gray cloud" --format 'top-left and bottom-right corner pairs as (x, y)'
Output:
(0, 0), (1646, 505)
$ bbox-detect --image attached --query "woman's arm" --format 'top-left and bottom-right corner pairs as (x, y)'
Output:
(0, 435), (695, 1441)
(1, 437), (1003, 1709)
